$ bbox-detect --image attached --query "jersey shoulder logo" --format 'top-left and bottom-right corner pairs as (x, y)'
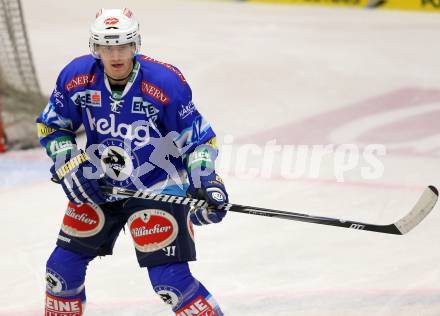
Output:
(65, 74), (97, 92)
(141, 80), (170, 105)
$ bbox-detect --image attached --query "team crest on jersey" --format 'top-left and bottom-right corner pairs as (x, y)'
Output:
(128, 209), (179, 253)
(99, 139), (139, 187)
(61, 202), (105, 238)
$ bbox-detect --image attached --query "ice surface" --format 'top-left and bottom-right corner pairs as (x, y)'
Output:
(1, 0), (440, 315)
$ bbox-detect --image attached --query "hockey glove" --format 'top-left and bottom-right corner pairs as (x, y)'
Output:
(51, 150), (106, 205)
(186, 144), (228, 225)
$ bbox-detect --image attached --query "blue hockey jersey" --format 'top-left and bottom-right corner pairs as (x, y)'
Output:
(36, 54), (216, 196)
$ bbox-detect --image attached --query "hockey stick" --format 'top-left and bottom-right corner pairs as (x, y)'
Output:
(100, 185), (438, 235)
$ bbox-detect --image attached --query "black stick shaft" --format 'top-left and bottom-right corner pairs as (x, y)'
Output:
(100, 185), (438, 236)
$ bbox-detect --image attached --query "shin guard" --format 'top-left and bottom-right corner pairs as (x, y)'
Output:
(45, 247), (94, 315)
(148, 262), (223, 315)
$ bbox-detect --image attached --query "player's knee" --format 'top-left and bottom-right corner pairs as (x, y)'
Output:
(46, 246), (93, 297)
(148, 262), (199, 309)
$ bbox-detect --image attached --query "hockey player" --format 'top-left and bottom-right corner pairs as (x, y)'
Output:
(37, 8), (228, 315)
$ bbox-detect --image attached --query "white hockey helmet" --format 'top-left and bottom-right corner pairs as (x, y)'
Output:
(89, 8), (141, 58)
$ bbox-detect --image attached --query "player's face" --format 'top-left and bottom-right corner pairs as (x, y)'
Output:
(96, 43), (136, 80)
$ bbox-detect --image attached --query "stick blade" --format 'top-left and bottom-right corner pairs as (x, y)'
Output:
(394, 186), (438, 235)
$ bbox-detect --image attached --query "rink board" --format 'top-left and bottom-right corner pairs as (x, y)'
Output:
(245, 0), (440, 12)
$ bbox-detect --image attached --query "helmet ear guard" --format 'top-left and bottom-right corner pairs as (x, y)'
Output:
(89, 8), (141, 59)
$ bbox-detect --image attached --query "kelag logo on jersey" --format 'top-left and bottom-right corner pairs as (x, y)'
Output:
(132, 97), (159, 122)
(86, 108), (153, 147)
(71, 90), (102, 108)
